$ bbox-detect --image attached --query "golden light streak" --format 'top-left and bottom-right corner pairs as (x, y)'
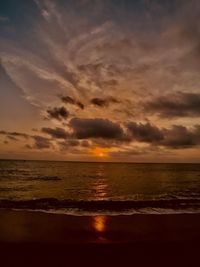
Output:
(93, 216), (107, 233)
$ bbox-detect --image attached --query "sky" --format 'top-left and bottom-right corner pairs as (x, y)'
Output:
(0, 0), (200, 162)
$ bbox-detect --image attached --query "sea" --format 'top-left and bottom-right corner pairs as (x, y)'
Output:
(0, 160), (200, 215)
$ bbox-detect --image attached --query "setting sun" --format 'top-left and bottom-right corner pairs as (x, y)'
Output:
(91, 147), (110, 158)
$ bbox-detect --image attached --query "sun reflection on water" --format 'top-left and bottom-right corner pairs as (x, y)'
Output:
(91, 165), (108, 200)
(92, 182), (107, 200)
(93, 215), (107, 233)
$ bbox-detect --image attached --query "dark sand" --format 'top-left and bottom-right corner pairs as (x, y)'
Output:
(0, 210), (200, 266)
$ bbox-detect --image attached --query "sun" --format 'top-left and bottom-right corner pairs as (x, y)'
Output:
(91, 147), (110, 158)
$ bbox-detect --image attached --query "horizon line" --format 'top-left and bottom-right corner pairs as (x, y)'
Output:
(0, 158), (200, 164)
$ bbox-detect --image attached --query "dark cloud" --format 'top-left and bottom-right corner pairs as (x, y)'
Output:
(0, 129), (52, 149)
(145, 92), (200, 118)
(61, 95), (76, 105)
(76, 101), (84, 110)
(59, 139), (80, 150)
(58, 139), (91, 153)
(0, 130), (29, 139)
(127, 122), (200, 149)
(32, 136), (52, 149)
(90, 97), (119, 107)
(42, 127), (69, 139)
(61, 95), (84, 109)
(90, 98), (107, 107)
(70, 118), (125, 139)
(161, 125), (199, 149)
(47, 106), (69, 121)
(127, 122), (164, 143)
(1, 119), (200, 153)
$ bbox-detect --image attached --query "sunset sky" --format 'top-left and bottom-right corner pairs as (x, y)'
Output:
(0, 0), (200, 162)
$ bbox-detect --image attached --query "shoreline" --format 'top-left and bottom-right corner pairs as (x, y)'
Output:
(0, 210), (200, 266)
(1, 206), (200, 216)
(1, 209), (200, 244)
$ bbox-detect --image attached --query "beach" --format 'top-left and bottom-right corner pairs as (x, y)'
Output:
(0, 210), (200, 266)
(1, 161), (200, 266)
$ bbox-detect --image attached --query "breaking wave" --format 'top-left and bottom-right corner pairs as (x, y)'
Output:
(1, 198), (200, 215)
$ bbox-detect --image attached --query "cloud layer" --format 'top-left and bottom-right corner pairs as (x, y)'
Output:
(0, 0), (200, 161)
(145, 93), (200, 118)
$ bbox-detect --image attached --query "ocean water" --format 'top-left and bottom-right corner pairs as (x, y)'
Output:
(0, 160), (200, 215)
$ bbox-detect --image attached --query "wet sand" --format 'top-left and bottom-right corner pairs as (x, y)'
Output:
(0, 210), (200, 266)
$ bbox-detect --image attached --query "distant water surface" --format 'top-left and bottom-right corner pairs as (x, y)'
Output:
(0, 160), (200, 215)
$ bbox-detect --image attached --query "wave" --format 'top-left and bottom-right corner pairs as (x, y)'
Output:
(0, 175), (62, 181)
(28, 176), (62, 181)
(1, 198), (200, 214)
